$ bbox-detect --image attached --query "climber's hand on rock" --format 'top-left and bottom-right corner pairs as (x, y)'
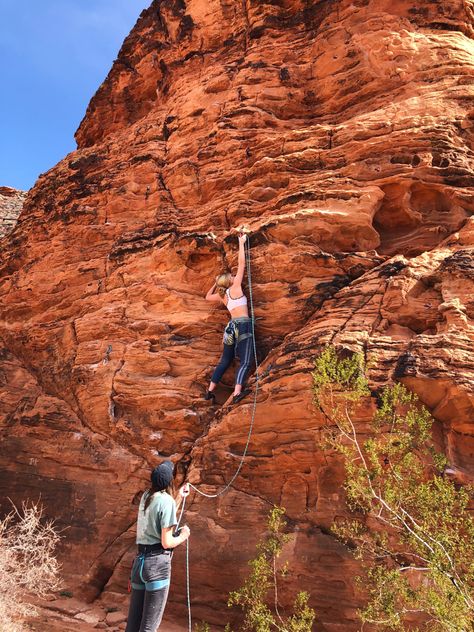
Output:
(238, 233), (247, 244)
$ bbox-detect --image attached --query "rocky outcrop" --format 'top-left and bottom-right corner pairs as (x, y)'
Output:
(28, 598), (184, 631)
(1, 0), (473, 630)
(0, 186), (26, 239)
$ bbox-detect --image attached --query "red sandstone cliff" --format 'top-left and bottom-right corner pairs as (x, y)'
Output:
(1, 0), (474, 630)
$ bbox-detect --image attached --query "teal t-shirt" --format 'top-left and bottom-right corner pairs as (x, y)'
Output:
(136, 491), (177, 545)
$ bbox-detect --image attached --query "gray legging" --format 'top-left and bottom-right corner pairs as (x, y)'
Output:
(125, 551), (171, 632)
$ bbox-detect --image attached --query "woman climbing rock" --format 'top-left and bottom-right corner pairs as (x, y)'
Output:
(205, 232), (254, 405)
(125, 461), (190, 632)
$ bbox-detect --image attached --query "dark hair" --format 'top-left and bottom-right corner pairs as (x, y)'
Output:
(143, 480), (176, 511)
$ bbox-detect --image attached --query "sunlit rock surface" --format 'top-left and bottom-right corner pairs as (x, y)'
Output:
(1, 0), (473, 629)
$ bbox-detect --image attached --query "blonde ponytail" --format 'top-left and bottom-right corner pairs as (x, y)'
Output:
(216, 273), (232, 297)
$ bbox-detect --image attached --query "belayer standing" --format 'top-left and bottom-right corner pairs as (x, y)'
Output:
(125, 461), (190, 632)
(205, 232), (254, 404)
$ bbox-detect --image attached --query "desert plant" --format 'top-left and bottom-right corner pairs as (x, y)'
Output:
(227, 506), (315, 632)
(312, 346), (474, 631)
(0, 501), (61, 632)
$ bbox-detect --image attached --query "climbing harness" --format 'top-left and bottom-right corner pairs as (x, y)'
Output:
(181, 235), (260, 630)
(222, 317), (253, 346)
(129, 553), (170, 592)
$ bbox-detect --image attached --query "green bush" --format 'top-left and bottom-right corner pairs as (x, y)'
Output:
(313, 346), (474, 631)
(227, 507), (315, 632)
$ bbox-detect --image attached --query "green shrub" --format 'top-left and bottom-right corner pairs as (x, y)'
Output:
(313, 346), (474, 631)
(227, 507), (315, 632)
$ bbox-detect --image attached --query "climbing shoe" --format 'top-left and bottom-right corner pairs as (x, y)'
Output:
(232, 389), (250, 405)
(204, 391), (216, 404)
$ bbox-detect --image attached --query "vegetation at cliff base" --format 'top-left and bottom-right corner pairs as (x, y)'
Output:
(0, 501), (61, 632)
(312, 346), (474, 632)
(225, 506), (315, 632)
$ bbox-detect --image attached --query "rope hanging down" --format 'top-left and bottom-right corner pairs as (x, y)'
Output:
(175, 498), (192, 632)
(180, 236), (260, 631)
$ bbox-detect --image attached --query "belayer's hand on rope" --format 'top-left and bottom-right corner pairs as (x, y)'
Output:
(177, 524), (190, 539)
(176, 484), (190, 529)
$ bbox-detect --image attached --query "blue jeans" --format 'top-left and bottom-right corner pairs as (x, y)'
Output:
(211, 317), (254, 386)
(125, 552), (171, 632)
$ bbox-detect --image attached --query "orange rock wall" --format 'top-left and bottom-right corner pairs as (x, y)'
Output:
(1, 0), (474, 629)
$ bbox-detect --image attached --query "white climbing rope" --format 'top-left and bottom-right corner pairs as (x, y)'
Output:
(185, 537), (191, 632)
(188, 236), (260, 498)
(177, 495), (186, 530)
(176, 496), (192, 632)
(182, 235), (260, 630)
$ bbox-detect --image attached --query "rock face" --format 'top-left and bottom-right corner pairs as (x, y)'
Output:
(0, 186), (26, 238)
(1, 0), (474, 629)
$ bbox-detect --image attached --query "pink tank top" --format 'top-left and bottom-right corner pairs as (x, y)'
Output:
(225, 288), (248, 313)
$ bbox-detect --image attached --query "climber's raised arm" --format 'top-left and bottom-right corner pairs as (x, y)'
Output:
(232, 233), (247, 289)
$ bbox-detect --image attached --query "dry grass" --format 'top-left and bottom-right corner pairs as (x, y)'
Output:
(0, 501), (61, 632)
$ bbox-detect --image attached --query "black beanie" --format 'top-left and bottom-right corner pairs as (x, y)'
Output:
(151, 461), (174, 491)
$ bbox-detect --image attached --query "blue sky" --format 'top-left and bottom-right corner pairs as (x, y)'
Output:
(0, 0), (147, 191)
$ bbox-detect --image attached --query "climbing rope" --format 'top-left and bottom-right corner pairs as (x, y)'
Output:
(182, 235), (260, 630)
(176, 496), (192, 631)
(185, 538), (191, 631)
(126, 237), (258, 631)
(188, 236), (260, 498)
(177, 495), (186, 530)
